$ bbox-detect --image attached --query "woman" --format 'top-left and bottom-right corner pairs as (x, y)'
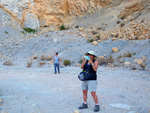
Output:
(79, 51), (100, 112)
(53, 52), (60, 74)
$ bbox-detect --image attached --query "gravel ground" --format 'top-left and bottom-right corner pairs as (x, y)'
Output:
(0, 65), (150, 113)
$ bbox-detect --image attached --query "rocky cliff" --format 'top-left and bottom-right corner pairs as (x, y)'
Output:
(0, 0), (149, 30)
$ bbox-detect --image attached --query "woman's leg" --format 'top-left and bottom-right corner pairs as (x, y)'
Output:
(83, 90), (88, 103)
(91, 92), (98, 104)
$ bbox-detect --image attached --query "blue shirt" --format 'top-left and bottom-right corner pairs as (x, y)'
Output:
(54, 56), (60, 64)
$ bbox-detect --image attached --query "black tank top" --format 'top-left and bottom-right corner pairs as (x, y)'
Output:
(83, 60), (97, 80)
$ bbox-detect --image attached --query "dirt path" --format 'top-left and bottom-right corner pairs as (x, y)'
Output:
(0, 66), (150, 113)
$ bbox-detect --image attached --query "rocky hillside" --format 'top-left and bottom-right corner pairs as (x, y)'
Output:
(0, 0), (149, 29)
(0, 0), (150, 71)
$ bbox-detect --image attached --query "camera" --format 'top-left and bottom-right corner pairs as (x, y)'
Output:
(84, 56), (90, 60)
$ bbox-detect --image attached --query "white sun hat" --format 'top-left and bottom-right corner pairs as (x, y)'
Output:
(85, 51), (97, 59)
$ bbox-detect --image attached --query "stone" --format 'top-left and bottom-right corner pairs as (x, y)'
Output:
(92, 41), (98, 45)
(142, 56), (147, 62)
(112, 37), (116, 41)
(74, 110), (80, 113)
(118, 0), (144, 19)
(137, 59), (143, 65)
(124, 62), (131, 67)
(76, 64), (80, 67)
(99, 56), (105, 60)
(0, 99), (3, 103)
(112, 47), (119, 52)
(108, 63), (114, 67)
(133, 59), (138, 63)
(33, 55), (37, 59)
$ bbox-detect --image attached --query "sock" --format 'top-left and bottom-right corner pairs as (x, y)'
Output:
(84, 102), (87, 104)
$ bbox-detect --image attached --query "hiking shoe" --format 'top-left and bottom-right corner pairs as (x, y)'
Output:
(94, 105), (100, 112)
(78, 103), (88, 109)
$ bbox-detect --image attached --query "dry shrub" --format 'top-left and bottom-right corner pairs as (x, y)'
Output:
(3, 61), (12, 66)
(39, 62), (46, 66)
(27, 61), (32, 68)
(46, 55), (52, 61)
(106, 56), (114, 63)
(40, 55), (45, 60)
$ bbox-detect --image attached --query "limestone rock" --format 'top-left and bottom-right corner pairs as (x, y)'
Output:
(74, 110), (80, 113)
(99, 56), (105, 60)
(137, 59), (143, 65)
(92, 41), (98, 45)
(76, 64), (80, 67)
(112, 47), (119, 52)
(118, 0), (145, 19)
(124, 62), (131, 67)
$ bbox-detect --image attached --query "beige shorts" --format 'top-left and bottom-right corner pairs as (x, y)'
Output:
(82, 80), (97, 92)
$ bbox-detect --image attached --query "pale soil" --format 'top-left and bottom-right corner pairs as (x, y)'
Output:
(0, 65), (150, 113)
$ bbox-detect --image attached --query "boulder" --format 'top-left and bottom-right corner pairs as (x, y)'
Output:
(92, 41), (98, 45)
(76, 64), (80, 67)
(124, 62), (131, 67)
(74, 110), (80, 113)
(112, 47), (119, 52)
(137, 59), (143, 65)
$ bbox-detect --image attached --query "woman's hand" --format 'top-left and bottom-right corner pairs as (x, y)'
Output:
(88, 59), (93, 65)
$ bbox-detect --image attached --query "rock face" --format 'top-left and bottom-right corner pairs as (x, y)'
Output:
(0, 0), (125, 29)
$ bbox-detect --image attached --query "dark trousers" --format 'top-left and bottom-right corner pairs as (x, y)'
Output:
(54, 63), (60, 74)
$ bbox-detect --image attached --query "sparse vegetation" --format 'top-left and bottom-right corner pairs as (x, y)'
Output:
(63, 60), (71, 66)
(118, 54), (123, 59)
(60, 25), (66, 30)
(107, 55), (114, 63)
(44, 25), (49, 27)
(3, 60), (12, 66)
(27, 61), (32, 68)
(75, 25), (79, 28)
(96, 35), (100, 40)
(79, 59), (83, 64)
(124, 52), (132, 57)
(21, 31), (25, 34)
(4, 31), (9, 34)
(87, 39), (94, 43)
(120, 23), (125, 27)
(117, 20), (120, 24)
(133, 53), (136, 55)
(23, 27), (37, 34)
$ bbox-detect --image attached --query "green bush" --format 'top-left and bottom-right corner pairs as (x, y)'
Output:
(5, 31), (9, 34)
(118, 54), (122, 59)
(60, 25), (66, 30)
(63, 60), (71, 66)
(78, 60), (83, 64)
(96, 35), (100, 40)
(23, 27), (37, 34)
(87, 39), (94, 43)
(75, 25), (79, 28)
(120, 23), (125, 27)
(124, 52), (132, 57)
